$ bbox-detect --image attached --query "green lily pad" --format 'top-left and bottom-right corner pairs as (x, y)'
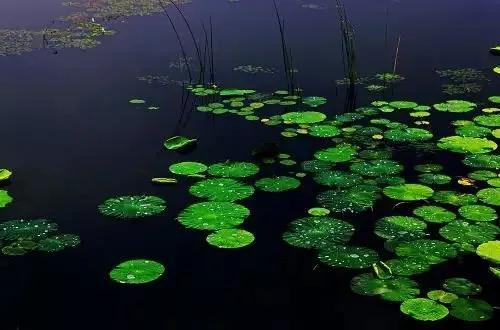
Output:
(219, 89), (256, 96)
(413, 205), (456, 223)
(189, 178), (254, 201)
(98, 195), (166, 219)
(383, 184), (434, 201)
(0, 219), (57, 241)
(427, 290), (458, 304)
(476, 240), (500, 263)
(281, 111), (326, 124)
(350, 159), (403, 176)
(351, 273), (420, 302)
(385, 258), (431, 276)
(309, 125), (341, 137)
(489, 96), (500, 103)
(374, 216), (428, 240)
(455, 125), (491, 138)
(163, 136), (197, 151)
(443, 278), (482, 296)
(314, 143), (358, 163)
(437, 136), (497, 154)
(385, 128), (433, 142)
(169, 162), (208, 175)
(414, 164), (444, 173)
(463, 154), (500, 169)
(37, 234), (81, 252)
(400, 298), (449, 321)
(439, 221), (498, 245)
(395, 239), (457, 264)
(476, 187), (500, 206)
(468, 170), (497, 181)
(0, 169), (12, 181)
(109, 259), (165, 284)
(474, 114), (500, 127)
(0, 190), (12, 208)
(318, 245), (379, 269)
(178, 201), (249, 230)
(388, 101), (418, 109)
(207, 161), (259, 178)
(255, 176), (300, 192)
(313, 170), (363, 187)
(307, 207), (331, 216)
(206, 229), (255, 248)
(450, 298), (492, 321)
(458, 205), (497, 222)
(317, 185), (379, 213)
(432, 190), (478, 206)
(282, 216), (354, 249)
(418, 173), (452, 185)
(303, 96), (327, 107)
(301, 160), (333, 172)
(434, 100), (476, 113)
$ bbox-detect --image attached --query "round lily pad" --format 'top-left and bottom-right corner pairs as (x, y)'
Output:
(301, 160), (332, 173)
(439, 221), (498, 246)
(307, 207), (331, 216)
(455, 125), (491, 138)
(418, 173), (452, 185)
(318, 245), (379, 269)
(0, 190), (13, 208)
(468, 170), (497, 181)
(385, 258), (430, 276)
(476, 240), (500, 263)
(383, 184), (434, 201)
(476, 187), (500, 206)
(434, 100), (476, 113)
(427, 290), (458, 304)
(0, 169), (12, 181)
(303, 96), (327, 107)
(169, 162), (208, 175)
(351, 273), (420, 302)
(374, 216), (427, 240)
(413, 205), (456, 223)
(314, 143), (358, 163)
(458, 205), (497, 222)
(281, 111), (326, 124)
(388, 101), (418, 109)
(206, 229), (255, 248)
(0, 219), (57, 241)
(395, 239), (457, 264)
(443, 278), (481, 296)
(255, 176), (300, 192)
(313, 170), (363, 188)
(163, 136), (197, 151)
(37, 234), (81, 252)
(432, 190), (478, 206)
(437, 136), (497, 154)
(98, 195), (166, 219)
(385, 128), (433, 142)
(317, 185), (379, 213)
(309, 125), (341, 137)
(414, 164), (443, 173)
(189, 178), (254, 201)
(449, 298), (492, 321)
(474, 114), (500, 127)
(400, 298), (449, 321)
(350, 159), (403, 177)
(463, 154), (500, 169)
(109, 259), (165, 284)
(177, 201), (249, 230)
(207, 161), (259, 178)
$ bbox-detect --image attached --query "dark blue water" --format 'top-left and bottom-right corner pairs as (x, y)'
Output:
(0, 1), (499, 329)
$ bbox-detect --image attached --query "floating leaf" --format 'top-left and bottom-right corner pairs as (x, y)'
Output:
(449, 298), (492, 321)
(383, 184), (434, 201)
(385, 258), (430, 276)
(388, 101), (418, 109)
(313, 170), (363, 188)
(189, 178), (254, 201)
(385, 128), (433, 142)
(413, 205), (456, 223)
(350, 159), (403, 177)
(98, 195), (166, 219)
(309, 125), (341, 137)
(374, 216), (427, 240)
(281, 111), (326, 124)
(307, 207), (331, 216)
(255, 176), (300, 192)
(476, 187), (500, 206)
(427, 290), (458, 304)
(109, 259), (164, 284)
(219, 89), (256, 96)
(314, 143), (358, 163)
(163, 136), (197, 151)
(169, 162), (207, 175)
(0, 169), (12, 181)
(318, 245), (379, 269)
(301, 160), (333, 173)
(395, 239), (457, 264)
(206, 229), (255, 248)
(474, 114), (500, 127)
(458, 205), (497, 222)
(432, 190), (477, 206)
(400, 298), (449, 321)
(207, 161), (259, 178)
(434, 100), (476, 113)
(439, 221), (497, 245)
(418, 173), (451, 185)
(282, 216), (354, 249)
(414, 163), (443, 173)
(177, 202), (249, 230)
(302, 96), (327, 107)
(0, 190), (12, 208)
(129, 99), (145, 104)
(151, 177), (177, 184)
(437, 136), (497, 154)
(443, 278), (482, 296)
(463, 154), (500, 169)
(0, 219), (57, 241)
(476, 240), (500, 263)
(37, 234), (80, 252)
(351, 273), (420, 302)
(317, 185), (379, 213)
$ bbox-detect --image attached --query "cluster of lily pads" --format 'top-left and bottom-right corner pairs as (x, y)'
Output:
(436, 68), (487, 95)
(181, 79), (499, 322)
(335, 72), (405, 92)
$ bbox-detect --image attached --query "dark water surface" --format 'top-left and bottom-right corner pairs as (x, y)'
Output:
(1, 0), (499, 329)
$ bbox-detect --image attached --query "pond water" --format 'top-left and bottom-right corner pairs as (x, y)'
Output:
(0, 0), (499, 329)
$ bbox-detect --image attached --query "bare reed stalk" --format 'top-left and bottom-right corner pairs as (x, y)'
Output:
(393, 35), (401, 74)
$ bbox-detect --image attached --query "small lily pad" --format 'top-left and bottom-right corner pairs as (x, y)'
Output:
(255, 176), (300, 192)
(0, 190), (13, 208)
(400, 298), (449, 321)
(206, 229), (255, 248)
(0, 169), (12, 181)
(169, 162), (207, 175)
(443, 278), (482, 296)
(207, 161), (259, 178)
(476, 240), (500, 263)
(177, 201), (249, 230)
(281, 111), (326, 124)
(318, 245), (379, 269)
(449, 298), (492, 321)
(383, 184), (434, 201)
(351, 273), (420, 302)
(189, 178), (254, 201)
(109, 259), (165, 284)
(458, 204), (497, 222)
(98, 195), (166, 219)
(395, 239), (457, 264)
(163, 136), (197, 151)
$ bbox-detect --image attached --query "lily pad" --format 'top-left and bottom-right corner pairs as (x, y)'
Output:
(206, 229), (255, 248)
(318, 245), (379, 269)
(0, 169), (12, 181)
(350, 159), (403, 177)
(476, 240), (500, 263)
(400, 298), (449, 321)
(314, 143), (358, 163)
(388, 101), (418, 109)
(395, 239), (457, 264)
(207, 161), (259, 178)
(418, 173), (452, 185)
(383, 184), (434, 201)
(432, 190), (478, 206)
(129, 99), (146, 104)
(434, 100), (476, 113)
(374, 216), (428, 240)
(385, 258), (431, 276)
(439, 221), (497, 245)
(443, 278), (482, 296)
(282, 216), (354, 249)
(413, 205), (456, 223)
(458, 205), (497, 222)
(313, 170), (363, 187)
(109, 259), (165, 284)
(177, 201), (249, 230)
(189, 178), (254, 201)
(476, 187), (500, 206)
(163, 136), (197, 151)
(437, 136), (497, 154)
(281, 111), (326, 124)
(307, 207), (331, 216)
(474, 114), (500, 127)
(385, 128), (433, 142)
(37, 234), (80, 252)
(169, 162), (207, 175)
(427, 290), (458, 304)
(0, 190), (12, 208)
(0, 219), (57, 241)
(449, 298), (492, 321)
(414, 164), (443, 173)
(303, 96), (327, 107)
(351, 273), (420, 302)
(98, 195), (166, 219)
(309, 125), (341, 137)
(255, 176), (300, 192)
(317, 185), (379, 213)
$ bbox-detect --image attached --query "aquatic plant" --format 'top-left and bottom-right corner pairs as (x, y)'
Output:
(169, 162), (207, 175)
(207, 161), (259, 178)
(476, 240), (499, 263)
(400, 298), (449, 321)
(163, 136), (197, 150)
(449, 298), (493, 321)
(206, 229), (255, 248)
(189, 178), (254, 202)
(395, 239), (457, 264)
(413, 205), (456, 223)
(458, 205), (497, 222)
(318, 245), (379, 269)
(383, 184), (434, 201)
(0, 169), (12, 182)
(437, 136), (497, 154)
(281, 111), (326, 124)
(255, 176), (300, 192)
(98, 195), (166, 218)
(109, 259), (165, 284)
(0, 190), (12, 208)
(351, 273), (420, 302)
(177, 201), (249, 230)
(434, 100), (476, 113)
